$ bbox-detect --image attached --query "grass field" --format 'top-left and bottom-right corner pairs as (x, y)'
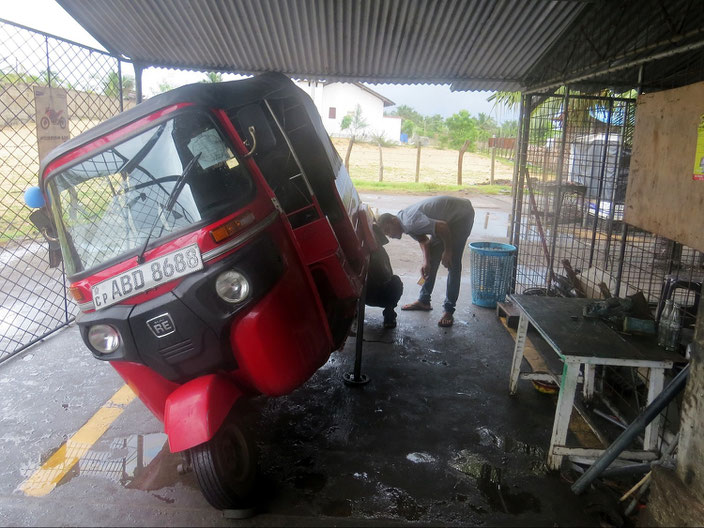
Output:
(331, 137), (514, 187)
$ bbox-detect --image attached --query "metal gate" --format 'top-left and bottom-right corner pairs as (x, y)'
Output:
(0, 19), (124, 363)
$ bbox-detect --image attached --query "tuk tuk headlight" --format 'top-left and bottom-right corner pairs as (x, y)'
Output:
(215, 270), (250, 304)
(87, 324), (121, 354)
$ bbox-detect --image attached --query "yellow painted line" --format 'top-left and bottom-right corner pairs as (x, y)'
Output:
(19, 384), (136, 497)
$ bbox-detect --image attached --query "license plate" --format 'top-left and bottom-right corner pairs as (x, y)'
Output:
(92, 244), (203, 310)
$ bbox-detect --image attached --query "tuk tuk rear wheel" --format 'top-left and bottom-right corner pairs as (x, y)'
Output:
(189, 416), (257, 510)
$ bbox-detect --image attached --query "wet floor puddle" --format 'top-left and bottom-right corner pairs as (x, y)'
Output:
(449, 427), (547, 515)
(20, 432), (189, 495)
(451, 450), (541, 515)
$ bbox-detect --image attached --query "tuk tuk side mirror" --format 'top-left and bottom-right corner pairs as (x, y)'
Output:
(25, 186), (62, 268)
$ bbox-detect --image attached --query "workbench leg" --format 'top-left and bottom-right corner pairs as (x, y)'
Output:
(509, 313), (528, 395)
(643, 367), (665, 452)
(582, 364), (596, 402)
(548, 361), (580, 470)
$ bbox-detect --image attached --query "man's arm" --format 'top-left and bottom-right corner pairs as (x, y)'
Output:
(415, 234), (432, 278)
(434, 221), (453, 269)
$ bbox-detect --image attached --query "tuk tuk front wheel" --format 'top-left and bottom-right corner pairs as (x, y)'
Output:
(189, 416), (257, 510)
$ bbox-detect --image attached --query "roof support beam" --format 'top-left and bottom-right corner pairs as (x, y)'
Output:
(525, 38), (704, 94)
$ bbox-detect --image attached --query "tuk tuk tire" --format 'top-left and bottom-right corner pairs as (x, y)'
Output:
(189, 415), (257, 510)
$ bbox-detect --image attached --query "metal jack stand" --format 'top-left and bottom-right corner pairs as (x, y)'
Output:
(344, 282), (370, 386)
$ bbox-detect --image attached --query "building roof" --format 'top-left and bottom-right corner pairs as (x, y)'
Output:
(57, 0), (704, 93)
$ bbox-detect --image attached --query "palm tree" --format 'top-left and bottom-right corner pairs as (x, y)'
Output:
(202, 72), (223, 83)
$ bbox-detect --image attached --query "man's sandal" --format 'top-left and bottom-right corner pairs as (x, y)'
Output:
(401, 301), (432, 311)
(438, 312), (454, 327)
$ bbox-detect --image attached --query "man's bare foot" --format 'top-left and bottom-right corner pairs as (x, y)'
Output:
(438, 312), (454, 327)
(401, 300), (432, 311)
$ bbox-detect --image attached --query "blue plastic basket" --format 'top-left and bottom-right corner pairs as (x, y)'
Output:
(469, 242), (517, 308)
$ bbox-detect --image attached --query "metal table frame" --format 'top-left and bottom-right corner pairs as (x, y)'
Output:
(507, 295), (679, 470)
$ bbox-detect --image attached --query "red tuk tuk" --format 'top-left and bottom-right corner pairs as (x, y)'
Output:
(27, 73), (376, 509)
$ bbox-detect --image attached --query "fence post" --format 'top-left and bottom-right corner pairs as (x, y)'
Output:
(415, 140), (421, 183)
(490, 135), (496, 185)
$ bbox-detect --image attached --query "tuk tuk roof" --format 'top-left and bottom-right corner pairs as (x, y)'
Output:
(39, 72), (340, 180)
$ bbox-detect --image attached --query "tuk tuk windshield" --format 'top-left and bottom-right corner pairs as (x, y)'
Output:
(47, 111), (254, 275)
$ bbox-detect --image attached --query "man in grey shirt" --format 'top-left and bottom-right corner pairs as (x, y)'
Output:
(378, 196), (475, 327)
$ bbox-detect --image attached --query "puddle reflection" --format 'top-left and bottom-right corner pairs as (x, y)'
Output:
(20, 432), (187, 494)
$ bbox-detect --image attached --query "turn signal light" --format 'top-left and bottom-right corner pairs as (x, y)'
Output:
(210, 212), (255, 243)
(68, 285), (87, 302)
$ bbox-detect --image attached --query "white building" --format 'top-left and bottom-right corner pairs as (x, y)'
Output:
(294, 80), (402, 143)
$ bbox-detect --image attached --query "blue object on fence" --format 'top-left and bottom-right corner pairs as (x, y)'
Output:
(400, 133), (408, 144)
(24, 186), (45, 208)
(469, 242), (516, 308)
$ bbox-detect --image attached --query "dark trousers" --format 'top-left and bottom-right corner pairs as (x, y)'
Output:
(418, 211), (475, 314)
(366, 275), (403, 320)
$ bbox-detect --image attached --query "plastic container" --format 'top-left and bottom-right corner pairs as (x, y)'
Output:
(469, 242), (517, 308)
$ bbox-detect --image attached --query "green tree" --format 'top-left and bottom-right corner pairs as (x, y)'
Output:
(102, 71), (134, 98)
(202, 72), (223, 83)
(443, 110), (478, 150)
(487, 91), (521, 110)
(158, 81), (175, 93)
(390, 104), (424, 136)
(475, 112), (499, 142)
(340, 105), (368, 170)
(499, 120), (519, 137)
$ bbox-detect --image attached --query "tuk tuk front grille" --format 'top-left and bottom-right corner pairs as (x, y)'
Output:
(159, 339), (196, 364)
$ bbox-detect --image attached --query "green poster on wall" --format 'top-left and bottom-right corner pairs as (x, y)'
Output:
(695, 114), (704, 181)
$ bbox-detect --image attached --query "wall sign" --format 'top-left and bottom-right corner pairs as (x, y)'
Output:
(34, 87), (69, 163)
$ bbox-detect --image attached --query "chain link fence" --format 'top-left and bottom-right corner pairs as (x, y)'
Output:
(0, 19), (126, 363)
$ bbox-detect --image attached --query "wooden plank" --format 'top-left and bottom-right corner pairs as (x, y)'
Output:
(625, 81), (704, 252)
(496, 300), (521, 329)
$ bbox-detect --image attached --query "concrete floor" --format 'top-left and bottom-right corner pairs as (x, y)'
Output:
(0, 193), (609, 526)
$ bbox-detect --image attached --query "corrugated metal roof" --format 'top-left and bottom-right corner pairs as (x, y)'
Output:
(57, 0), (704, 92)
(57, 0), (587, 92)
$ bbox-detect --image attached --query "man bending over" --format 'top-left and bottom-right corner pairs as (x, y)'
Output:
(377, 196), (475, 327)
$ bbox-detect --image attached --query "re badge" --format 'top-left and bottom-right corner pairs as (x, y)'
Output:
(146, 313), (176, 338)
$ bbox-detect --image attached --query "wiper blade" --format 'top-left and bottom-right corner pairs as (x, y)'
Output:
(135, 152), (202, 264)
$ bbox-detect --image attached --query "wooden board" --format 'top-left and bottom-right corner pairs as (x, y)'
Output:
(625, 81), (704, 251)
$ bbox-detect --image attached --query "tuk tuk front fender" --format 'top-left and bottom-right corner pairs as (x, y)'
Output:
(164, 374), (243, 453)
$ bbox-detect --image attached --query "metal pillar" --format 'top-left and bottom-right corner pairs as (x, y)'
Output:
(509, 94), (531, 292)
(547, 88), (570, 287)
(588, 99), (614, 268)
(134, 63), (143, 104)
(344, 282), (370, 386)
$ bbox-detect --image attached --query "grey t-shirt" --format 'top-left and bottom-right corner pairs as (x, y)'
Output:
(396, 196), (474, 239)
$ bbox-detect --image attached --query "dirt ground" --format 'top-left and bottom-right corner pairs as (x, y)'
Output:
(331, 137), (514, 186)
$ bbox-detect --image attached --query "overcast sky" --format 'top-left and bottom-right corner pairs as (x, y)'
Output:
(2, 0), (517, 122)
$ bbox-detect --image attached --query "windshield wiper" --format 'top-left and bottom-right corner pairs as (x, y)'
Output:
(135, 152), (202, 264)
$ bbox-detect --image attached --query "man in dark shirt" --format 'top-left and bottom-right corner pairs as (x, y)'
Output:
(378, 196), (475, 327)
(365, 223), (403, 328)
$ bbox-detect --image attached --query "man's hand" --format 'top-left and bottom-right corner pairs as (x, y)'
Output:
(421, 261), (431, 278)
(441, 251), (452, 269)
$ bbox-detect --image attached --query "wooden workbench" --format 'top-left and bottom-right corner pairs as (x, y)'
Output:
(507, 295), (683, 470)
